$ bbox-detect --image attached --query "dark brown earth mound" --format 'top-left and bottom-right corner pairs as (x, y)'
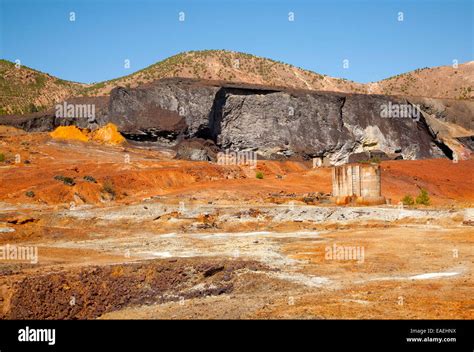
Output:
(0, 258), (268, 319)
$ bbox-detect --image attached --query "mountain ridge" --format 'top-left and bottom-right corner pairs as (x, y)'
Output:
(1, 50), (473, 115)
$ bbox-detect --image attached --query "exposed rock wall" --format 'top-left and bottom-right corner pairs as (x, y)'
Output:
(210, 88), (447, 163)
(0, 78), (459, 164)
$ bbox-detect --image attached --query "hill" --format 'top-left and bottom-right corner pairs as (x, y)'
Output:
(1, 50), (472, 115)
(0, 59), (85, 115)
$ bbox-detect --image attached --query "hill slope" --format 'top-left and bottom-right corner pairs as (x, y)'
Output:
(368, 61), (474, 99)
(80, 50), (367, 97)
(0, 59), (85, 115)
(1, 50), (472, 115)
(81, 50), (474, 100)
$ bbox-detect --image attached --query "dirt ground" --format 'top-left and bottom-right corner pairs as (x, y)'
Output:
(0, 127), (473, 319)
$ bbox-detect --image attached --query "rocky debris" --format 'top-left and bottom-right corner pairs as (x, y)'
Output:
(200, 264), (225, 277)
(457, 136), (474, 151)
(0, 258), (268, 319)
(408, 97), (474, 131)
(348, 150), (393, 163)
(0, 112), (56, 131)
(174, 138), (220, 161)
(302, 192), (329, 204)
(4, 216), (38, 225)
(0, 96), (109, 132)
(265, 191), (330, 205)
(0, 78), (463, 164)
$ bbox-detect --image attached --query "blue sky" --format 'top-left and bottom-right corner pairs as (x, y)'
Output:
(0, 0), (472, 83)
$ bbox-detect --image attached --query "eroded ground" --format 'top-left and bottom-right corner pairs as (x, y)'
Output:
(0, 127), (473, 319)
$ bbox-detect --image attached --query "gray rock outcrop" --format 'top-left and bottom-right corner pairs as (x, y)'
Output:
(0, 78), (460, 164)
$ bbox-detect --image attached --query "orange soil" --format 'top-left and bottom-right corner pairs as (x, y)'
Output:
(381, 159), (474, 206)
(0, 126), (473, 207)
(1, 126), (473, 320)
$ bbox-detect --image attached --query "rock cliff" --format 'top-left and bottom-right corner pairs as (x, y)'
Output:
(1, 78), (466, 164)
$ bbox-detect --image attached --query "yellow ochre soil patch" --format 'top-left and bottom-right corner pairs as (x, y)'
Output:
(49, 125), (89, 142)
(90, 123), (126, 145)
(49, 123), (125, 145)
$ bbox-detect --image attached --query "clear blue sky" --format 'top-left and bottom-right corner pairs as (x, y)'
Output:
(0, 0), (472, 83)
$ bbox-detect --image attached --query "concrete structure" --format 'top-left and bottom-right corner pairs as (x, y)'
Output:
(332, 164), (385, 205)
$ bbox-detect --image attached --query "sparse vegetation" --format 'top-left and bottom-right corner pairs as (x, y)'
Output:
(0, 153), (5, 162)
(83, 175), (97, 183)
(457, 86), (473, 100)
(0, 59), (83, 115)
(28, 103), (39, 113)
(256, 171), (264, 179)
(25, 191), (35, 198)
(401, 189), (430, 206)
(80, 50), (350, 96)
(415, 188), (430, 206)
(402, 195), (414, 206)
(101, 180), (116, 197)
(54, 175), (75, 186)
(1, 51), (470, 115)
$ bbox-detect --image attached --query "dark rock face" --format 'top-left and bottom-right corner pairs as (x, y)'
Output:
(0, 112), (56, 131)
(348, 150), (392, 163)
(104, 80), (219, 141)
(0, 78), (457, 164)
(174, 138), (220, 161)
(211, 89), (348, 160)
(457, 136), (474, 151)
(408, 97), (474, 131)
(0, 96), (109, 132)
(208, 87), (447, 163)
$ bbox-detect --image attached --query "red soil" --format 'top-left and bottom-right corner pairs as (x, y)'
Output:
(0, 127), (472, 207)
